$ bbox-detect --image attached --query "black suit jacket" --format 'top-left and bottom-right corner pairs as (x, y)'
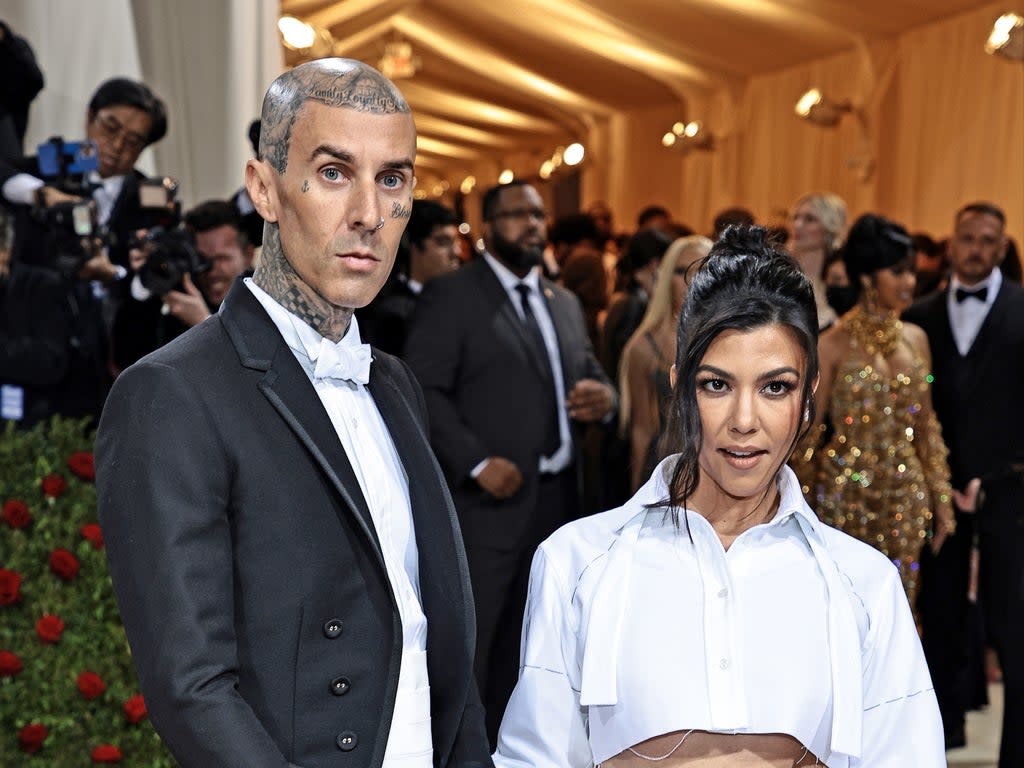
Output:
(903, 279), (1024, 499)
(403, 258), (614, 549)
(97, 280), (491, 768)
(359, 276), (418, 356)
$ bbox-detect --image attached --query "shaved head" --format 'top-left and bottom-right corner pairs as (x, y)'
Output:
(259, 58), (411, 174)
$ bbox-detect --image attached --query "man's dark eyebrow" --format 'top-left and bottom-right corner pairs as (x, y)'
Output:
(309, 144), (355, 164)
(696, 364), (800, 381)
(308, 146), (414, 175)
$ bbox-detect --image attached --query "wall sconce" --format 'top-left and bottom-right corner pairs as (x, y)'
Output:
(986, 13), (1024, 60)
(661, 121), (715, 153)
(794, 89), (853, 127)
(278, 15), (335, 58)
(498, 169), (515, 185)
(538, 142), (585, 179)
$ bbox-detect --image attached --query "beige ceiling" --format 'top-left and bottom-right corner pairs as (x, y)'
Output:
(279, 0), (992, 192)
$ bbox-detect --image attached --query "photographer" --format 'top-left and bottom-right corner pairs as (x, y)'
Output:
(0, 76), (168, 277)
(112, 200), (253, 371)
(0, 206), (73, 428)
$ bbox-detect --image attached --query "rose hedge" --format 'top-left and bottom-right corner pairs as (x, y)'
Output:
(0, 417), (175, 765)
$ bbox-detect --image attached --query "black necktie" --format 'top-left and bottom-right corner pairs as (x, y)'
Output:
(515, 283), (561, 457)
(955, 286), (988, 304)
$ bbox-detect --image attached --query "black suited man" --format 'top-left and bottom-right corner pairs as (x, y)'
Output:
(97, 58), (492, 768)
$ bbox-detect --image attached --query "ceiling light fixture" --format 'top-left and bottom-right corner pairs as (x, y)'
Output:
(986, 13), (1024, 60)
(661, 121), (714, 153)
(278, 16), (316, 50)
(460, 176), (476, 195)
(563, 143), (585, 166)
(379, 40), (421, 80)
(794, 88), (852, 127)
(498, 169), (515, 185)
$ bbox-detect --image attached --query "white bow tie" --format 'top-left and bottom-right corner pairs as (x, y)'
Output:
(311, 337), (372, 384)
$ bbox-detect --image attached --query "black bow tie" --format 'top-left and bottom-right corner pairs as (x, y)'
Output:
(955, 286), (988, 304)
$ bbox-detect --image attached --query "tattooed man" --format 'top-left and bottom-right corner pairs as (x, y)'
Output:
(96, 59), (492, 768)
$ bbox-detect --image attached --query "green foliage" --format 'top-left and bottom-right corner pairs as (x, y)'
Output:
(0, 417), (176, 766)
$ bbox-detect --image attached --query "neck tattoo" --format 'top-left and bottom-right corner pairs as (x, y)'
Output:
(253, 223), (352, 342)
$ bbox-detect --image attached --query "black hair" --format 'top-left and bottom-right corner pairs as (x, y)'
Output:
(87, 78), (168, 146)
(637, 204), (670, 228)
(620, 228), (671, 274)
(481, 180), (532, 221)
(247, 119), (261, 156)
(549, 213), (600, 247)
(658, 225), (819, 520)
(391, 200), (459, 276)
(712, 207), (755, 239)
(956, 201), (1006, 228)
(840, 213), (913, 300)
(184, 200), (249, 248)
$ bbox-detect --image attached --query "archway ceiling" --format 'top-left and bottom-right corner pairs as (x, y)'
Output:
(280, 0), (992, 191)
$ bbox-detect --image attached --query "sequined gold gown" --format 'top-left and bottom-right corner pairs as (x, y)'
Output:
(793, 309), (953, 604)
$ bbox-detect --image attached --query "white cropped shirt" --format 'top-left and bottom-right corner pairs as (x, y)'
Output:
(493, 459), (944, 768)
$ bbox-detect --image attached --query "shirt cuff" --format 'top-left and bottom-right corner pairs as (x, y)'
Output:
(469, 458), (490, 479)
(2, 173), (44, 205)
(130, 275), (153, 301)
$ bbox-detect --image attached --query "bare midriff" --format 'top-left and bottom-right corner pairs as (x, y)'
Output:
(599, 730), (822, 767)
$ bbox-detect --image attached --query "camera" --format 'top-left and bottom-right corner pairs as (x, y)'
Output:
(135, 227), (209, 296)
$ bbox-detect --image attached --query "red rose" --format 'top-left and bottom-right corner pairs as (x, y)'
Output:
(123, 693), (147, 723)
(91, 744), (122, 763)
(18, 723), (48, 754)
(0, 569), (22, 606)
(49, 548), (81, 581)
(81, 523), (104, 550)
(77, 670), (107, 700)
(2, 499), (32, 529)
(0, 649), (22, 676)
(40, 473), (67, 498)
(36, 614), (65, 643)
(67, 451), (96, 481)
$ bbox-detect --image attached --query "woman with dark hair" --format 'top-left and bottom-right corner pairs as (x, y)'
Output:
(493, 226), (943, 767)
(793, 214), (964, 605)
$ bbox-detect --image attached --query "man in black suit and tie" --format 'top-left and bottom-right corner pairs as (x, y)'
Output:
(404, 181), (616, 744)
(97, 59), (491, 768)
(904, 202), (1024, 767)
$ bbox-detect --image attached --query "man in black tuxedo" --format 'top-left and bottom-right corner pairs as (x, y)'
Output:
(404, 181), (616, 745)
(904, 202), (1024, 767)
(97, 59), (491, 768)
(360, 199), (460, 355)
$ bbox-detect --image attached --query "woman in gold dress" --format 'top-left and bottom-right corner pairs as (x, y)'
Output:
(794, 213), (960, 604)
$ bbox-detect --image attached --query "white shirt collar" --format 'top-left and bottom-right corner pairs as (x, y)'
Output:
(243, 277), (365, 370)
(949, 265), (1001, 302)
(482, 250), (541, 294)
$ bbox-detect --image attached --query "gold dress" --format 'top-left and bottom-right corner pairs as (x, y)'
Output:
(793, 308), (953, 604)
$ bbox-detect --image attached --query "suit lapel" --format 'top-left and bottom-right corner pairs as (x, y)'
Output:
(543, 280), (575, 396)
(474, 260), (555, 387)
(367, 360), (474, 763)
(218, 281), (386, 569)
(965, 282), (1012, 360)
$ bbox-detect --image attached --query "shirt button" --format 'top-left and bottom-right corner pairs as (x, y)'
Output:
(336, 731), (358, 751)
(329, 676), (351, 696)
(717, 587), (729, 598)
(322, 619), (344, 639)
(719, 658), (730, 670)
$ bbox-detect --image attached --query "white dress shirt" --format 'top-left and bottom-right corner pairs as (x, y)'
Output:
(947, 267), (1001, 356)
(494, 459), (944, 768)
(481, 252), (572, 474)
(246, 279), (433, 767)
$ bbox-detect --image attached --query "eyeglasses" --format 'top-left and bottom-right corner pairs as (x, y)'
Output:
(92, 112), (148, 153)
(492, 208), (546, 223)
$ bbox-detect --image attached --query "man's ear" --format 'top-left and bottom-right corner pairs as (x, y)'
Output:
(670, 364), (677, 390)
(245, 159), (279, 224)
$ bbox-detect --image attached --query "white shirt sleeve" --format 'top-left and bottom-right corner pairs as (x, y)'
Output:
(2, 173), (44, 205)
(855, 567), (946, 767)
(494, 546), (594, 768)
